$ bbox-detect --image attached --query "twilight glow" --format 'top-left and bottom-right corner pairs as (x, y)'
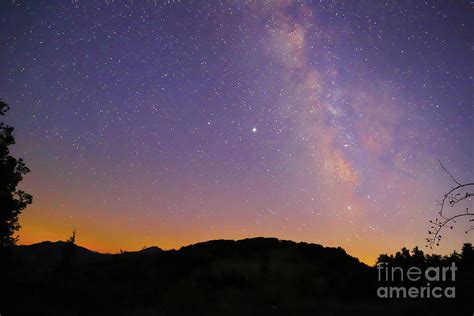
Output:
(0, 0), (472, 263)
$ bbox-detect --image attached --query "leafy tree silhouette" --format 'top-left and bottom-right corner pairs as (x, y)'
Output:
(0, 100), (32, 247)
(460, 242), (473, 265)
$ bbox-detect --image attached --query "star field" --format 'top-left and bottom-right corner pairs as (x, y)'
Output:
(0, 0), (472, 263)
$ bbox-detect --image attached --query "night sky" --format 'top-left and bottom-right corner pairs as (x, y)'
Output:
(1, 0), (472, 263)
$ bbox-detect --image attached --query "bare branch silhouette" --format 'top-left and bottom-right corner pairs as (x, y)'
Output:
(426, 160), (474, 248)
(436, 158), (461, 186)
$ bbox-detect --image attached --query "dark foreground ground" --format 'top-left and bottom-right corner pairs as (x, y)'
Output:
(3, 238), (473, 315)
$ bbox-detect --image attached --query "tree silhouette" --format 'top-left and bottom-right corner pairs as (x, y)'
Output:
(67, 229), (76, 244)
(426, 159), (474, 248)
(60, 229), (77, 271)
(461, 242), (473, 263)
(0, 100), (33, 247)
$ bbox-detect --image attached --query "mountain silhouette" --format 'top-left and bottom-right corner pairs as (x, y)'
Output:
(4, 237), (472, 315)
(11, 241), (113, 266)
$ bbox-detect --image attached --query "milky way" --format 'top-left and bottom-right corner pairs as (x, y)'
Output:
(0, 0), (472, 262)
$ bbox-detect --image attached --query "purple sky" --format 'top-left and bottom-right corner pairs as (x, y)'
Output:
(0, 0), (472, 263)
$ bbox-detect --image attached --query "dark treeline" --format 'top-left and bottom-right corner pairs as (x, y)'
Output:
(375, 243), (473, 303)
(377, 243), (474, 268)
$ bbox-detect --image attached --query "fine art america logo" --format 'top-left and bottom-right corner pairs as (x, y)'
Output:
(376, 262), (457, 298)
